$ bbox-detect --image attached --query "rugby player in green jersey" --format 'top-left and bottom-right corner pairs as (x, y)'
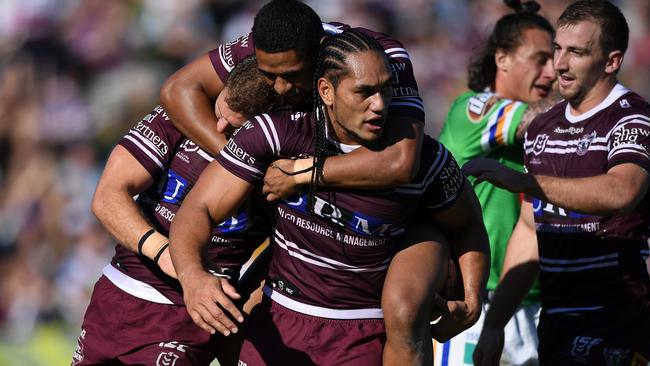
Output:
(437, 1), (558, 365)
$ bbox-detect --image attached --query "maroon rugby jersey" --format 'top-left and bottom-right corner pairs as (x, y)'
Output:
(216, 111), (463, 318)
(208, 22), (424, 123)
(112, 106), (269, 305)
(523, 84), (650, 314)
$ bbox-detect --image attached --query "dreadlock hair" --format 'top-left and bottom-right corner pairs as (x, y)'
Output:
(307, 29), (385, 213)
(467, 0), (554, 92)
(557, 0), (629, 56)
(225, 56), (280, 118)
(252, 0), (324, 59)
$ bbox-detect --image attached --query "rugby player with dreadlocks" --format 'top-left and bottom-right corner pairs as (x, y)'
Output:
(169, 29), (489, 366)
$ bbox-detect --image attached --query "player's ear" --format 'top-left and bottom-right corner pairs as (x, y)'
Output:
(318, 77), (335, 107)
(495, 48), (510, 73)
(605, 50), (624, 75)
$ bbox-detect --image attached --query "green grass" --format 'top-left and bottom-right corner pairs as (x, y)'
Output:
(0, 324), (76, 366)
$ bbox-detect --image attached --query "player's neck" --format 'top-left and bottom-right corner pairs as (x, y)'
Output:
(568, 77), (617, 115)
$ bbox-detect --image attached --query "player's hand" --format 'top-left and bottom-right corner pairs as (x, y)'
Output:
(263, 158), (309, 201)
(181, 268), (243, 336)
(429, 293), (481, 342)
(473, 325), (505, 366)
(156, 246), (177, 279)
(462, 158), (526, 193)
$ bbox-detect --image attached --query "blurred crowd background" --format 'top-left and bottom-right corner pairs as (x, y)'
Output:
(0, 0), (648, 364)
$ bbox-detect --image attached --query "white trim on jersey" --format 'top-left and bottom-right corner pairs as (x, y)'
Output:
(196, 148), (214, 162)
(128, 129), (167, 159)
(396, 144), (446, 194)
(218, 44), (233, 73)
(607, 114), (650, 136)
(524, 137), (608, 148)
(608, 144), (650, 160)
(123, 135), (164, 169)
(263, 286), (384, 319)
(545, 306), (604, 314)
(255, 114), (281, 154)
(539, 253), (619, 272)
(220, 149), (263, 177)
(274, 229), (391, 273)
(564, 83), (629, 123)
(102, 264), (174, 305)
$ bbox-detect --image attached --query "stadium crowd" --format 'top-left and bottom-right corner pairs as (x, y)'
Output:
(1, 0), (649, 363)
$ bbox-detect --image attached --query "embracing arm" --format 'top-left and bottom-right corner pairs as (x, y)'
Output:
(321, 117), (423, 187)
(429, 182), (490, 341)
(91, 145), (154, 251)
(160, 53), (227, 156)
(169, 161), (253, 335)
(263, 117), (423, 200)
(464, 160), (649, 215)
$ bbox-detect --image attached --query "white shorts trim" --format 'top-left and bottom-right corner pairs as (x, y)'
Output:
(102, 264), (174, 305)
(263, 286), (383, 320)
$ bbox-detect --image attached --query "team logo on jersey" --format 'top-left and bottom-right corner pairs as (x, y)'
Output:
(619, 99), (631, 108)
(156, 352), (179, 366)
(532, 134), (549, 156)
(603, 347), (630, 366)
(570, 336), (604, 360)
(576, 131), (597, 156)
(467, 93), (497, 122)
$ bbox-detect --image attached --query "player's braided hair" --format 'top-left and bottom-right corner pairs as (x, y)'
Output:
(467, 0), (554, 92)
(307, 29), (385, 213)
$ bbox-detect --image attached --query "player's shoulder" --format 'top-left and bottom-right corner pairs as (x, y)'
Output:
(327, 21), (408, 58)
(450, 90), (523, 123)
(608, 90), (650, 122)
(234, 110), (313, 140)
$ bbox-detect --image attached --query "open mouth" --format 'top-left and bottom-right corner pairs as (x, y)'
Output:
(559, 74), (575, 87)
(533, 84), (551, 96)
(364, 118), (384, 132)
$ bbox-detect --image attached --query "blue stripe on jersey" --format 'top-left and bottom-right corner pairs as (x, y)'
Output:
(441, 340), (451, 366)
(487, 106), (506, 148)
(161, 170), (189, 205)
(216, 211), (249, 234)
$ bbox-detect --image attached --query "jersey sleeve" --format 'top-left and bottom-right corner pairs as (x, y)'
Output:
(355, 27), (424, 123)
(216, 113), (283, 185)
(607, 111), (650, 172)
(481, 100), (527, 151)
(118, 105), (183, 178)
(420, 139), (465, 212)
(207, 33), (254, 84)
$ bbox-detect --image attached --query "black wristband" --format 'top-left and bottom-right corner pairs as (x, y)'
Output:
(137, 229), (156, 256)
(153, 243), (169, 263)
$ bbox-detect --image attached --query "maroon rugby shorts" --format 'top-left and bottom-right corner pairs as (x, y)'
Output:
(238, 297), (386, 366)
(71, 275), (221, 366)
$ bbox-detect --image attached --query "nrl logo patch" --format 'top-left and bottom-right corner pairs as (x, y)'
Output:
(576, 131), (597, 156)
(532, 134), (549, 156)
(156, 352), (180, 366)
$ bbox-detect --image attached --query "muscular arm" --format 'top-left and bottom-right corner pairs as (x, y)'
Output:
(473, 201), (538, 366)
(321, 117), (423, 187)
(91, 145), (154, 250)
(160, 53), (227, 155)
(263, 117), (423, 200)
(429, 182), (490, 339)
(169, 161), (253, 335)
(464, 160), (650, 215)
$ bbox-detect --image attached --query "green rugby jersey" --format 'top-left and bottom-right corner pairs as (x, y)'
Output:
(439, 90), (540, 303)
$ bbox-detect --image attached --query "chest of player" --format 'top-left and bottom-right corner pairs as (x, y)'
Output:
(525, 119), (611, 178)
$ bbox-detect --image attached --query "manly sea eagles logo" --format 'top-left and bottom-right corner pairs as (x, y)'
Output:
(532, 134), (549, 156)
(576, 131), (597, 156)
